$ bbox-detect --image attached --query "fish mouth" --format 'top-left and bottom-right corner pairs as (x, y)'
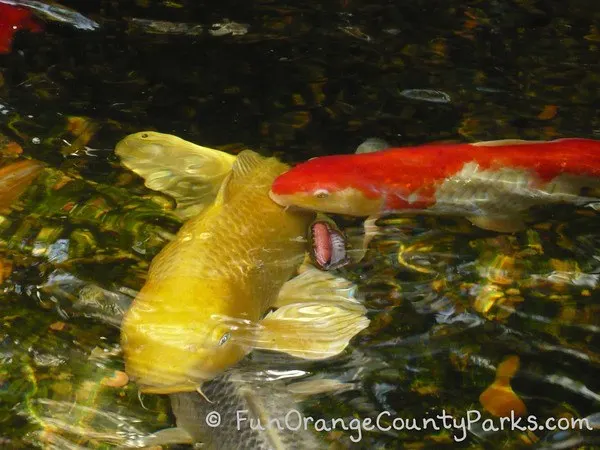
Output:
(133, 370), (214, 394)
(268, 189), (289, 206)
(268, 190), (313, 213)
(125, 356), (217, 395)
(269, 190), (310, 211)
(309, 219), (349, 270)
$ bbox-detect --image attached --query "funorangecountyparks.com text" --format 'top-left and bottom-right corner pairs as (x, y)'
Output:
(203, 409), (594, 443)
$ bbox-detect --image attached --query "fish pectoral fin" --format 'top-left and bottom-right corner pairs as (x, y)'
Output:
(468, 215), (526, 233)
(347, 215), (380, 263)
(138, 427), (194, 447)
(275, 264), (362, 310)
(254, 302), (370, 360)
(115, 131), (237, 219)
(545, 173), (600, 198)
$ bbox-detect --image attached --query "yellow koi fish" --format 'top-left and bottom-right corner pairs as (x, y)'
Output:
(117, 132), (369, 394)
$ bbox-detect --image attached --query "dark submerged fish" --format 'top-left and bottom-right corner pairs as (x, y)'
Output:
(166, 371), (327, 450)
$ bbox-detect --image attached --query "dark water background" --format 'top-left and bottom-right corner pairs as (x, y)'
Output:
(1, 0), (600, 448)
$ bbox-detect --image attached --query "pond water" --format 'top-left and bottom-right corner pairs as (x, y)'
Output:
(1, 0), (600, 448)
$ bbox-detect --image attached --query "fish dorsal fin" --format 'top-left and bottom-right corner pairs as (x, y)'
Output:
(231, 149), (264, 178)
(471, 139), (544, 147)
(212, 150), (266, 206)
(115, 131), (237, 219)
(355, 137), (389, 154)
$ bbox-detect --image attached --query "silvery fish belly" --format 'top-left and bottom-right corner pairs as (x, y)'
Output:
(121, 149), (312, 393)
(429, 161), (600, 232)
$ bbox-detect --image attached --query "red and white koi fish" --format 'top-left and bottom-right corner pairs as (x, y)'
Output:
(269, 138), (600, 232)
(0, 3), (43, 54)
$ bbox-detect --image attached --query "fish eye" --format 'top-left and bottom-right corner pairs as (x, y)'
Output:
(218, 332), (231, 346)
(313, 189), (330, 199)
(141, 133), (149, 138)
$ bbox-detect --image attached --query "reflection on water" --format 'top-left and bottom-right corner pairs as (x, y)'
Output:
(0, 0), (600, 448)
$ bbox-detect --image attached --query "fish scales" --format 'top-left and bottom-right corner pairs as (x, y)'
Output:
(122, 151), (313, 392)
(432, 163), (549, 216)
(144, 159), (303, 294)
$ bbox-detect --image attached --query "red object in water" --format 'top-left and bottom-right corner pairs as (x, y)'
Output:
(0, 3), (43, 54)
(270, 138), (600, 232)
(311, 222), (332, 269)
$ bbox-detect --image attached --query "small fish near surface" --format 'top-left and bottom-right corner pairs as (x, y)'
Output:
(269, 138), (600, 233)
(117, 132), (369, 395)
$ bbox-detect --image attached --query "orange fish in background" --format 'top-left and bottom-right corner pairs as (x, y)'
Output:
(0, 3), (43, 54)
(0, 159), (44, 287)
(0, 159), (45, 210)
(270, 138), (600, 233)
(479, 355), (527, 417)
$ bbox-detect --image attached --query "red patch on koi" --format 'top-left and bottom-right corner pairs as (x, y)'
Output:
(0, 4), (43, 55)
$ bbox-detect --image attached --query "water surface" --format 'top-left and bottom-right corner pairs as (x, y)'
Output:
(1, 0), (600, 448)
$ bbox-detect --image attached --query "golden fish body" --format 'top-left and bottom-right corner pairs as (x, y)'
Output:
(121, 151), (313, 393)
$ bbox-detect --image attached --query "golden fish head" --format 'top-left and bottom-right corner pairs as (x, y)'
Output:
(121, 278), (252, 394)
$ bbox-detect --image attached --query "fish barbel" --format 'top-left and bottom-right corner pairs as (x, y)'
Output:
(118, 132), (369, 394)
(269, 138), (600, 232)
